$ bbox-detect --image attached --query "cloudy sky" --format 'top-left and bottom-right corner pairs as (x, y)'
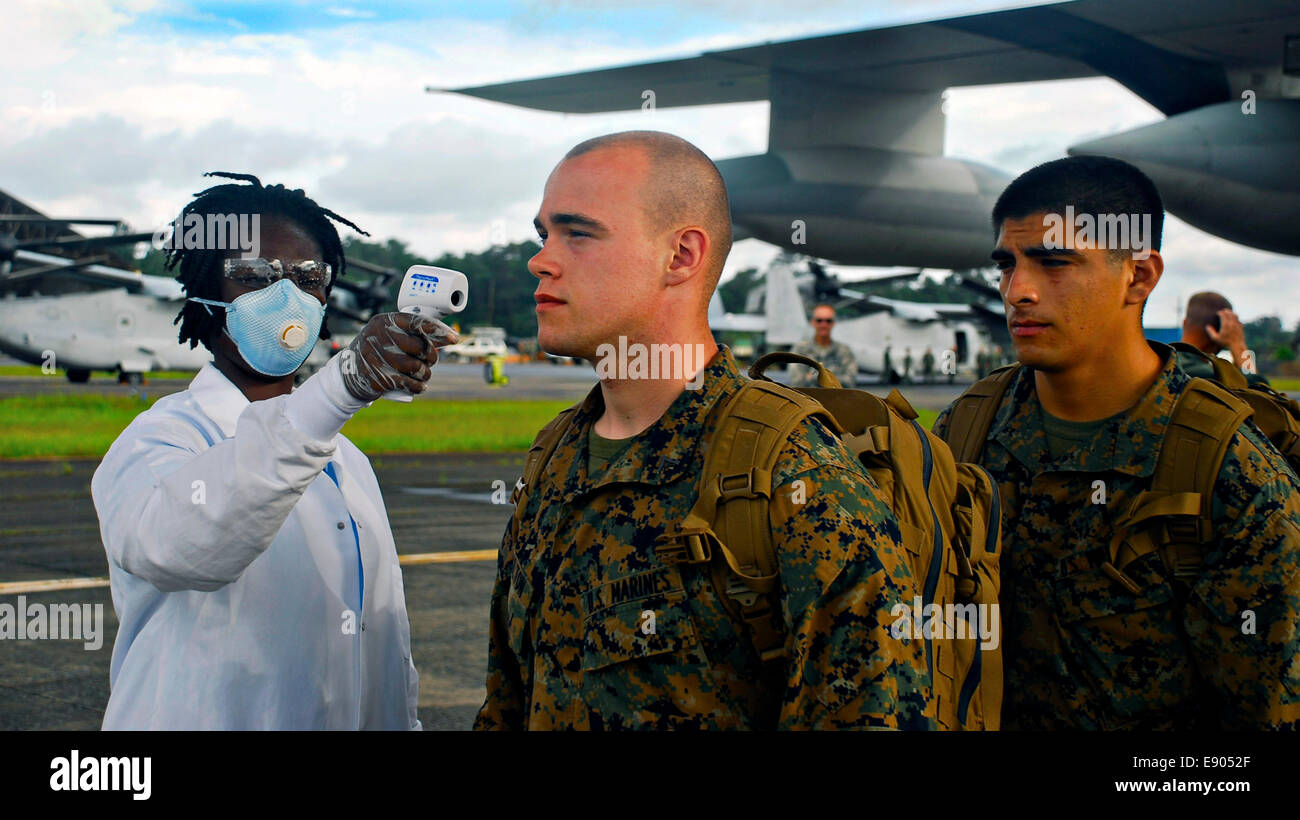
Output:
(3, 0), (1296, 328)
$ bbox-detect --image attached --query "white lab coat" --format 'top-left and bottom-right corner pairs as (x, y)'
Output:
(92, 359), (421, 729)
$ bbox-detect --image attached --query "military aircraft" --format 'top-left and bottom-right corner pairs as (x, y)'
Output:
(0, 190), (395, 383)
(709, 256), (1006, 379)
(438, 0), (1300, 264)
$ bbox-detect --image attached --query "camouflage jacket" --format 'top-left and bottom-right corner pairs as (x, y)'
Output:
(934, 345), (1300, 729)
(788, 339), (857, 388)
(475, 347), (932, 730)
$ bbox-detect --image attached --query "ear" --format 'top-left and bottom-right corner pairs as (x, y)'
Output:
(1124, 249), (1163, 307)
(664, 227), (709, 287)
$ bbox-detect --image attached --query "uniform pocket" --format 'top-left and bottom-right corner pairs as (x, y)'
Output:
(582, 595), (702, 670)
(579, 580), (730, 728)
(1052, 563), (1196, 727)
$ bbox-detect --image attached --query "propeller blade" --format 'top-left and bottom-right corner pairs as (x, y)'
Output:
(15, 231), (156, 251)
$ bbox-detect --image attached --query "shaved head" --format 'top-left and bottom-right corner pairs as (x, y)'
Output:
(563, 130), (733, 290)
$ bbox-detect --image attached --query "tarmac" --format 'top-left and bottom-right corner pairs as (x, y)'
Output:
(0, 360), (968, 730)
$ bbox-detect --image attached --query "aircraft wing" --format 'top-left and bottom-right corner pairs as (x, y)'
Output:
(707, 290), (767, 333)
(9, 249), (159, 295)
(443, 0), (1288, 121)
(708, 312), (768, 334)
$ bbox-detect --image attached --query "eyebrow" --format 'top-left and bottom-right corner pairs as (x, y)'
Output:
(534, 212), (608, 234)
(990, 245), (1085, 262)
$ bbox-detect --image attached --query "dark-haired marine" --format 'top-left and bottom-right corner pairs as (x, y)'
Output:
(934, 156), (1300, 730)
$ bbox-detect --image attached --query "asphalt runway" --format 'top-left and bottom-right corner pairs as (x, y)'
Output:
(0, 453), (517, 731)
(0, 358), (970, 409)
(0, 360), (601, 401)
(0, 361), (968, 730)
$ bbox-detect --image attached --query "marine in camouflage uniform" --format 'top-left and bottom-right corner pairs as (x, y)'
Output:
(475, 346), (933, 730)
(788, 339), (857, 388)
(934, 343), (1300, 729)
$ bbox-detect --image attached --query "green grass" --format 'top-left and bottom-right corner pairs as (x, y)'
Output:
(0, 393), (575, 459)
(339, 399), (574, 453)
(0, 392), (942, 460)
(0, 394), (166, 458)
(1270, 379), (1300, 394)
(0, 365), (195, 379)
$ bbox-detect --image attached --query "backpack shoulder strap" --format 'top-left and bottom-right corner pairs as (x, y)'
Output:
(939, 364), (1021, 463)
(510, 401), (582, 528)
(656, 379), (837, 664)
(1171, 341), (1249, 389)
(1171, 342), (1300, 468)
(1110, 378), (1253, 591)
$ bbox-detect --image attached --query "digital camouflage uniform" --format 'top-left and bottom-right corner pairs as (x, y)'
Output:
(788, 339), (857, 388)
(933, 344), (1300, 729)
(475, 347), (932, 730)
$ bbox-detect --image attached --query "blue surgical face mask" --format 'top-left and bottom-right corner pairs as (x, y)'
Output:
(189, 278), (326, 377)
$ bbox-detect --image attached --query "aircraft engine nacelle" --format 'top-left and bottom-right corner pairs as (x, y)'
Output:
(1069, 99), (1300, 257)
(718, 148), (1009, 269)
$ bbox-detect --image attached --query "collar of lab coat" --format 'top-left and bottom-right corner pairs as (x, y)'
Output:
(188, 363), (250, 440)
(189, 362), (321, 444)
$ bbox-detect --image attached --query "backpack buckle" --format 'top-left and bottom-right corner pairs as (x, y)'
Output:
(655, 527), (713, 566)
(717, 469), (770, 502)
(725, 575), (762, 608)
(1163, 518), (1204, 544)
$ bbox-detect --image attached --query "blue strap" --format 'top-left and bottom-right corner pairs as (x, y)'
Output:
(323, 461), (364, 613)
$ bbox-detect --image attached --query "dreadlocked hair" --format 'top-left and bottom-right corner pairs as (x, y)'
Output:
(168, 171), (369, 352)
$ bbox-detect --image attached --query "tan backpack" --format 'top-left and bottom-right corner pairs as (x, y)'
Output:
(512, 351), (1003, 730)
(939, 344), (1300, 601)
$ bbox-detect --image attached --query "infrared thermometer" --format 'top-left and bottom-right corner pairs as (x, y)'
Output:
(381, 265), (469, 402)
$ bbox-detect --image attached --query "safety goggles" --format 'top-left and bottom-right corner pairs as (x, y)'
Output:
(222, 258), (334, 291)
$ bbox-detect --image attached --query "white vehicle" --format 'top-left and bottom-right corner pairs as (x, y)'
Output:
(442, 327), (508, 361)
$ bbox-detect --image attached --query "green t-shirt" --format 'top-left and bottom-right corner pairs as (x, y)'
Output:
(588, 426), (635, 473)
(1040, 407), (1119, 461)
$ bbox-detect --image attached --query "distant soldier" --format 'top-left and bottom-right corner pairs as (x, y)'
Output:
(935, 155), (1300, 730)
(789, 304), (857, 388)
(476, 131), (932, 731)
(921, 347), (935, 383)
(1179, 290), (1269, 387)
(882, 345), (894, 385)
(902, 347), (913, 383)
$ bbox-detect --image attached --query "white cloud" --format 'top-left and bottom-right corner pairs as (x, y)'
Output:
(0, 114), (325, 222)
(326, 7), (378, 19)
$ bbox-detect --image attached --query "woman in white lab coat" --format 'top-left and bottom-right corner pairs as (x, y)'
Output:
(92, 173), (456, 729)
